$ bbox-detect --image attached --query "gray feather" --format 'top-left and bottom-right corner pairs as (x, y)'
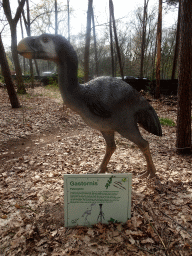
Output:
(136, 106), (162, 136)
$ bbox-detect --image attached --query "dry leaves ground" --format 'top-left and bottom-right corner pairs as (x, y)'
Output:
(0, 84), (192, 256)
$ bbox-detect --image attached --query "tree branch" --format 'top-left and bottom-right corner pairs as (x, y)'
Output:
(30, 11), (54, 25)
(14, 0), (26, 24)
(2, 0), (13, 25)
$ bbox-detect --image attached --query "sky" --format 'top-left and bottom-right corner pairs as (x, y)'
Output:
(1, 0), (178, 48)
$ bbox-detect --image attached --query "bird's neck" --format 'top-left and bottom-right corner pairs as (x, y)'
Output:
(58, 60), (80, 109)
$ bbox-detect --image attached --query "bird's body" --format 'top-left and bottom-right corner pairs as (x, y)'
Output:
(67, 76), (159, 134)
(18, 34), (162, 178)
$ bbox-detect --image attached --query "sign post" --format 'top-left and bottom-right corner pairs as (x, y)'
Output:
(64, 174), (132, 227)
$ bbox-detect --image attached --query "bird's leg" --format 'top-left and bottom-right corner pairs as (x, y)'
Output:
(97, 131), (116, 174)
(117, 127), (157, 179)
(139, 142), (156, 178)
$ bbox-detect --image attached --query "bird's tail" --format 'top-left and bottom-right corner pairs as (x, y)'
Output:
(136, 106), (162, 136)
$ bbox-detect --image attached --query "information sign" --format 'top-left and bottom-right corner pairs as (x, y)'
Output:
(64, 174), (132, 227)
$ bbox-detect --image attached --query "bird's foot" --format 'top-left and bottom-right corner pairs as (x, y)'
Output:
(139, 169), (156, 179)
(92, 166), (108, 174)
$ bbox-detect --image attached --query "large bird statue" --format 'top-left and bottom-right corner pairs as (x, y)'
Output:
(17, 34), (162, 178)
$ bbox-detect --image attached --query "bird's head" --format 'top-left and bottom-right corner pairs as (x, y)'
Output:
(17, 34), (78, 67)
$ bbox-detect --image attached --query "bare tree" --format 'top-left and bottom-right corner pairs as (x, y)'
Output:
(29, 0), (68, 36)
(84, 0), (93, 83)
(130, 6), (157, 79)
(171, 0), (180, 80)
(21, 0), (40, 77)
(19, 11), (26, 75)
(109, 0), (124, 79)
(140, 0), (149, 78)
(165, 0), (178, 5)
(109, 3), (114, 77)
(91, 7), (98, 77)
(155, 0), (162, 98)
(67, 0), (70, 42)
(176, 0), (192, 153)
(0, 34), (20, 108)
(2, 0), (26, 94)
(22, 0), (35, 86)
(55, 0), (58, 34)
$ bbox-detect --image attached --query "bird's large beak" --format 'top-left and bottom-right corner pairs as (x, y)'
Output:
(18, 35), (59, 63)
(17, 37), (35, 59)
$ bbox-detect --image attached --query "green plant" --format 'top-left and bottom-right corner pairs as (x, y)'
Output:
(25, 93), (43, 98)
(22, 75), (32, 82)
(17, 87), (27, 95)
(49, 75), (58, 86)
(78, 67), (84, 83)
(45, 83), (59, 91)
(44, 83), (62, 101)
(159, 117), (176, 127)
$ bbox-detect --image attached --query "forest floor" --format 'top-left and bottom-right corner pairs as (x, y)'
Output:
(0, 84), (192, 256)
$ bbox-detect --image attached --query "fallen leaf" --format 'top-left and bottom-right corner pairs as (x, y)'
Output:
(15, 203), (21, 209)
(1, 215), (7, 219)
(141, 238), (155, 244)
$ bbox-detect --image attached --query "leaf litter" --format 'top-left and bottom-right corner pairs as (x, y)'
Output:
(0, 86), (192, 256)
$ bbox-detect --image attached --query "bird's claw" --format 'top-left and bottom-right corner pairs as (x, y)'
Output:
(91, 166), (108, 174)
(139, 170), (156, 179)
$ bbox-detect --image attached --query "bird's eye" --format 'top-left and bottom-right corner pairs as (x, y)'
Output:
(42, 37), (49, 43)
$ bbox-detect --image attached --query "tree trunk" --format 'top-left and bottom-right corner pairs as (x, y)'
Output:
(0, 34), (20, 108)
(109, 0), (124, 79)
(34, 60), (40, 77)
(26, 0), (34, 87)
(109, 1), (114, 77)
(152, 37), (157, 81)
(171, 0), (181, 80)
(155, 0), (162, 99)
(19, 13), (26, 74)
(55, 0), (58, 35)
(91, 7), (98, 77)
(67, 0), (70, 42)
(84, 0), (93, 83)
(176, 0), (192, 154)
(10, 26), (26, 94)
(2, 0), (26, 94)
(22, 0), (40, 77)
(140, 0), (149, 78)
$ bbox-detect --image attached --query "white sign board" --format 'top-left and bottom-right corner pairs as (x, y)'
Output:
(64, 174), (132, 227)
